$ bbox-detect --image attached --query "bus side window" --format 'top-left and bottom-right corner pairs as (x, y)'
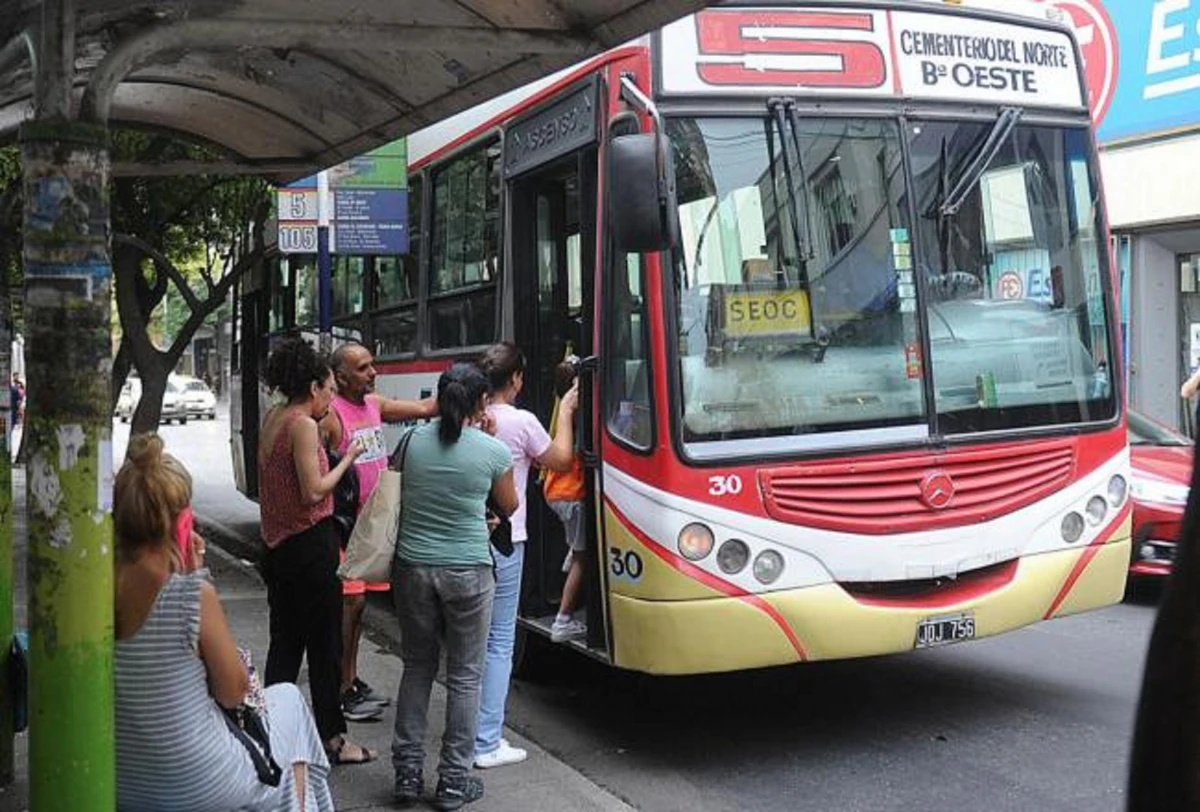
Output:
(607, 252), (652, 448)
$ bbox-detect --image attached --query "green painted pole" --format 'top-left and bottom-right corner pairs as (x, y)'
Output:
(20, 119), (114, 811)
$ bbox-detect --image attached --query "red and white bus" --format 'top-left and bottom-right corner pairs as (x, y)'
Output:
(232, 0), (1130, 675)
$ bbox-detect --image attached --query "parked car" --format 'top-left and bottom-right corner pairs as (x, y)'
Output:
(177, 376), (217, 420)
(1128, 410), (1193, 577)
(113, 376), (189, 425)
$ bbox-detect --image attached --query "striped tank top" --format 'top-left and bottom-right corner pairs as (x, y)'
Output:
(115, 572), (279, 811)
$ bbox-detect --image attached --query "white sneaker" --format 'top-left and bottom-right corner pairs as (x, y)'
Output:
(550, 617), (587, 643)
(474, 739), (528, 769)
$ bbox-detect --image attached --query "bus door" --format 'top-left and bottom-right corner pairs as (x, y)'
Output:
(507, 142), (605, 654)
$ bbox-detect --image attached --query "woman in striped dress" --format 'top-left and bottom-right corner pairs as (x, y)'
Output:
(114, 434), (335, 811)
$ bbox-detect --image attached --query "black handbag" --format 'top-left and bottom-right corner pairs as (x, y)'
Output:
(327, 446), (360, 549)
(221, 705), (283, 787)
(486, 495), (514, 557)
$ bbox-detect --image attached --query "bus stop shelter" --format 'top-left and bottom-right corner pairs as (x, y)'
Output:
(0, 1), (708, 807)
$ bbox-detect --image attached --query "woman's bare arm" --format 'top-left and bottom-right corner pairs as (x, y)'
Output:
(291, 417), (362, 505)
(490, 469), (519, 517)
(197, 581), (249, 709)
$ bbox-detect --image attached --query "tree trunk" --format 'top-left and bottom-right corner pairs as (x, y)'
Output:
(110, 339), (130, 414)
(21, 119), (115, 810)
(130, 360), (168, 435)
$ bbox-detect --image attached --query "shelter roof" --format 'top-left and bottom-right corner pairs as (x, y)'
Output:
(0, 0), (704, 180)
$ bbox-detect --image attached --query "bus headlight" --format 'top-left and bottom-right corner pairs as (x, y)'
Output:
(1107, 475), (1127, 507)
(1061, 512), (1085, 543)
(753, 550), (785, 584)
(717, 539), (750, 574)
(678, 523), (714, 561)
(1085, 495), (1107, 526)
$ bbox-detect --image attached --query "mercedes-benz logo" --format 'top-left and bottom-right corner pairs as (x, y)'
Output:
(920, 471), (956, 510)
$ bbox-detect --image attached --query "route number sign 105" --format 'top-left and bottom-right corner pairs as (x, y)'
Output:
(279, 223), (319, 254)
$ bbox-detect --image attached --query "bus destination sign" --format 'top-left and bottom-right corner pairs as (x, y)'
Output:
(504, 76), (599, 179)
(659, 7), (1084, 110)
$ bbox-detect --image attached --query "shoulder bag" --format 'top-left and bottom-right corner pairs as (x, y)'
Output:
(338, 429), (413, 583)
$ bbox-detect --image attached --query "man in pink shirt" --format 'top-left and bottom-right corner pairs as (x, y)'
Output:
(323, 341), (436, 721)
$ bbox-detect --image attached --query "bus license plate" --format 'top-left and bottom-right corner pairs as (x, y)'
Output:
(914, 613), (976, 649)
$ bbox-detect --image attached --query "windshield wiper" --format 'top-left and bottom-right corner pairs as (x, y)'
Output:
(766, 98), (813, 288)
(939, 106), (1023, 217)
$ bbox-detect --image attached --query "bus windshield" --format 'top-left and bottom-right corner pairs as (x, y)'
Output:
(667, 116), (1115, 457)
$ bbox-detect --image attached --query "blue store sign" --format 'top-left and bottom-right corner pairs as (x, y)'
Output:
(1050, 0), (1200, 142)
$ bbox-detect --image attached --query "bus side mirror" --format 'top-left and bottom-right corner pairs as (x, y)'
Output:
(609, 133), (678, 254)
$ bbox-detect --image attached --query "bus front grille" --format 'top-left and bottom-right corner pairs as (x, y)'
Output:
(759, 439), (1077, 535)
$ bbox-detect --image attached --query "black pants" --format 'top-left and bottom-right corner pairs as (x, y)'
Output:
(262, 517), (345, 743)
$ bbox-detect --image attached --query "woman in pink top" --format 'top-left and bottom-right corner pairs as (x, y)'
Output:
(472, 342), (578, 769)
(257, 337), (371, 765)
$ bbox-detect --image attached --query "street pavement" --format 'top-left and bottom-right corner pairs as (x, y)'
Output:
(2, 410), (1164, 811)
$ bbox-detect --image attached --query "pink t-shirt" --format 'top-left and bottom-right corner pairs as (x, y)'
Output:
(331, 394), (388, 512)
(487, 403), (551, 542)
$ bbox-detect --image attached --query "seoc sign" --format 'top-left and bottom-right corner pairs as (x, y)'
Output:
(503, 76), (599, 179)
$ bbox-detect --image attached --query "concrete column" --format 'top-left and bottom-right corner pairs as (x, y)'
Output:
(20, 120), (115, 812)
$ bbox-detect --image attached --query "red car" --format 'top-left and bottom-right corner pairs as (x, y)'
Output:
(1129, 410), (1193, 577)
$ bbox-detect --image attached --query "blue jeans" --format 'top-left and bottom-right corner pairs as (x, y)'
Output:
(474, 541), (524, 756)
(391, 562), (495, 782)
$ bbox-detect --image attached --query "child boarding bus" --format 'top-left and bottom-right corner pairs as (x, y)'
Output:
(231, 0), (1129, 675)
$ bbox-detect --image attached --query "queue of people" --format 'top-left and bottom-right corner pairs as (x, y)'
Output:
(111, 335), (585, 811)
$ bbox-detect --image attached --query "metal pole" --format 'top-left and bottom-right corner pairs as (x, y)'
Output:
(317, 169), (332, 352)
(0, 244), (12, 788)
(20, 118), (115, 812)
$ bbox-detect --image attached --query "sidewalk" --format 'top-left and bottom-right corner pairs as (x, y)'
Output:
(2, 467), (635, 812)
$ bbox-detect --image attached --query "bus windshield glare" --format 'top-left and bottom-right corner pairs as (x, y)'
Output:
(667, 116), (1115, 457)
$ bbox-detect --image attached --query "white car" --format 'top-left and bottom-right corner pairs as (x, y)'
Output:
(177, 376), (217, 420)
(114, 376), (189, 425)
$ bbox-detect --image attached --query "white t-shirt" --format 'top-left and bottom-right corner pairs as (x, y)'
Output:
(487, 403), (552, 542)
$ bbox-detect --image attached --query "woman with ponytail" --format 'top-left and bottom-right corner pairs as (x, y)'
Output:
(114, 434), (334, 811)
(390, 362), (518, 810)
(258, 336), (370, 765)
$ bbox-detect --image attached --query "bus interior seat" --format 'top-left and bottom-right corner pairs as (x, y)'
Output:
(742, 258), (771, 283)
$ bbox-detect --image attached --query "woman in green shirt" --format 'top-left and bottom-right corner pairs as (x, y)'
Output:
(391, 362), (518, 811)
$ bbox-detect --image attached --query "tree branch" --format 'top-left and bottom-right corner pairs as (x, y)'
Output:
(113, 232), (203, 311)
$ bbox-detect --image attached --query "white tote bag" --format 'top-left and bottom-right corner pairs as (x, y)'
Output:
(337, 430), (412, 583)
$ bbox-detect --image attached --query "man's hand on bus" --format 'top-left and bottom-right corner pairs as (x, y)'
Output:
(377, 393), (438, 423)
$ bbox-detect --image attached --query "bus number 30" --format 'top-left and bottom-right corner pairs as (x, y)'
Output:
(609, 547), (644, 581)
(708, 474), (743, 496)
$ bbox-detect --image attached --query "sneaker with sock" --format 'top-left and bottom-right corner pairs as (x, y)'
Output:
(432, 775), (484, 811)
(352, 677), (391, 706)
(393, 766), (424, 806)
(474, 738), (527, 769)
(550, 616), (587, 643)
(340, 685), (384, 722)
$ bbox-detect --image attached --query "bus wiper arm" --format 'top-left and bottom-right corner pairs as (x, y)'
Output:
(939, 106), (1023, 217)
(784, 100), (817, 264)
(767, 99), (807, 282)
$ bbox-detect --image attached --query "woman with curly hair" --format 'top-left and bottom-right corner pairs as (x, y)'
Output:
(258, 336), (371, 765)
